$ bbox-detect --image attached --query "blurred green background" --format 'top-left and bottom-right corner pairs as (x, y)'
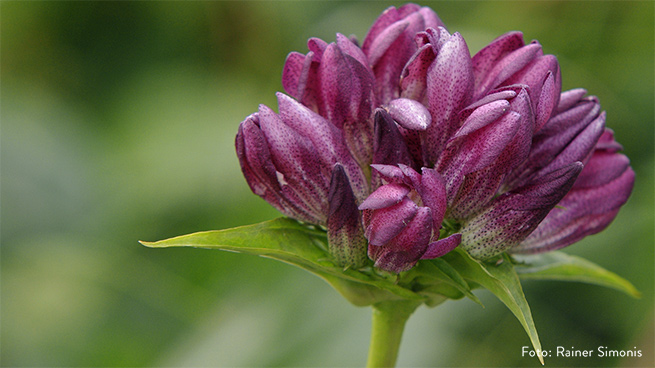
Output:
(2, 1), (653, 367)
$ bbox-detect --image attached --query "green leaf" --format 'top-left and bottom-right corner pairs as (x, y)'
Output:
(407, 259), (483, 306)
(140, 217), (426, 306)
(443, 248), (545, 365)
(513, 251), (641, 298)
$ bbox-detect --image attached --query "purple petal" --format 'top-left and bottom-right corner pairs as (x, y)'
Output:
(438, 110), (521, 199)
(505, 54), (561, 118)
(473, 39), (541, 99)
(359, 182), (410, 210)
(400, 44), (435, 101)
(398, 164), (423, 189)
(363, 5), (444, 104)
(362, 6), (411, 53)
(453, 99), (511, 138)
(424, 28), (474, 166)
(281, 52), (307, 98)
(421, 233), (461, 259)
(471, 31), (525, 98)
(595, 128), (624, 152)
(366, 19), (410, 67)
(327, 164), (368, 268)
(237, 115), (320, 223)
(258, 105), (329, 220)
(449, 89), (535, 218)
(372, 109), (413, 167)
(276, 93), (369, 202)
(507, 162), (584, 211)
(460, 89), (517, 115)
(364, 197), (418, 246)
(369, 206), (433, 273)
(388, 98), (432, 131)
(515, 162), (634, 253)
(461, 162), (582, 259)
(556, 88), (587, 114)
(535, 111), (605, 178)
(281, 51), (320, 112)
(506, 95), (602, 189)
(371, 164), (406, 182)
(371, 110), (413, 188)
(418, 167), (448, 229)
(307, 37), (328, 56)
(534, 71), (558, 131)
(336, 33), (372, 73)
(573, 151), (631, 189)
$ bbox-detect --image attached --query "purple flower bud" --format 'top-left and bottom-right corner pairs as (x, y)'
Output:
(359, 165), (460, 272)
(505, 90), (605, 191)
(236, 95), (367, 225)
(471, 32), (561, 130)
(362, 4), (445, 103)
(514, 130), (635, 254)
(438, 87), (534, 217)
(460, 162), (583, 259)
(327, 164), (368, 268)
(422, 27), (475, 166)
(282, 34), (377, 168)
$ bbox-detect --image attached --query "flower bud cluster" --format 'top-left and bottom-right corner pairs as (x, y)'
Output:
(236, 4), (634, 272)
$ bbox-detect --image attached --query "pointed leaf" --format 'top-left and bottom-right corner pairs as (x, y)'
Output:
(443, 248), (545, 365)
(513, 251), (640, 298)
(140, 217), (427, 306)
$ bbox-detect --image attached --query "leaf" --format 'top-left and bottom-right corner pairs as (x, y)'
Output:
(140, 217), (427, 306)
(513, 251), (641, 298)
(443, 248), (545, 365)
(407, 259), (483, 306)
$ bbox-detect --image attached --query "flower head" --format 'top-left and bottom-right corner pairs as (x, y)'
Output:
(236, 4), (634, 272)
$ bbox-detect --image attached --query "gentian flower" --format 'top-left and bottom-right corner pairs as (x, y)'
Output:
(359, 163), (461, 273)
(236, 3), (634, 272)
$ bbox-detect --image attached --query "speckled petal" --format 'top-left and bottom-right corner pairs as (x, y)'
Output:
(461, 162), (582, 259)
(388, 98), (432, 130)
(327, 164), (368, 268)
(369, 206), (433, 273)
(359, 182), (410, 210)
(424, 28), (474, 166)
(421, 233), (461, 259)
(364, 197), (418, 246)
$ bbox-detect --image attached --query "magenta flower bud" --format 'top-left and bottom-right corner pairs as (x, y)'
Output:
(460, 162), (583, 259)
(505, 90), (605, 192)
(410, 26), (475, 167)
(437, 87), (534, 212)
(236, 94), (367, 225)
(359, 164), (460, 273)
(327, 164), (368, 268)
(514, 130), (635, 254)
(471, 32), (561, 130)
(362, 4), (445, 104)
(282, 34), (377, 168)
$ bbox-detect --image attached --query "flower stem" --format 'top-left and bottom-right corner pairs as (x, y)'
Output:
(366, 300), (421, 368)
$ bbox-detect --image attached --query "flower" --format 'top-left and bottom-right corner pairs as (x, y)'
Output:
(235, 3), (634, 272)
(359, 163), (461, 272)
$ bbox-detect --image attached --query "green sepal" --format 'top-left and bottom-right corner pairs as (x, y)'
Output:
(512, 251), (641, 298)
(140, 217), (426, 306)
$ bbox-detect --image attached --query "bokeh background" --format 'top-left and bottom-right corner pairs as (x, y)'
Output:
(2, 1), (653, 367)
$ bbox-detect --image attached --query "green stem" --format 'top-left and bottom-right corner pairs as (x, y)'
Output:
(366, 300), (421, 368)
